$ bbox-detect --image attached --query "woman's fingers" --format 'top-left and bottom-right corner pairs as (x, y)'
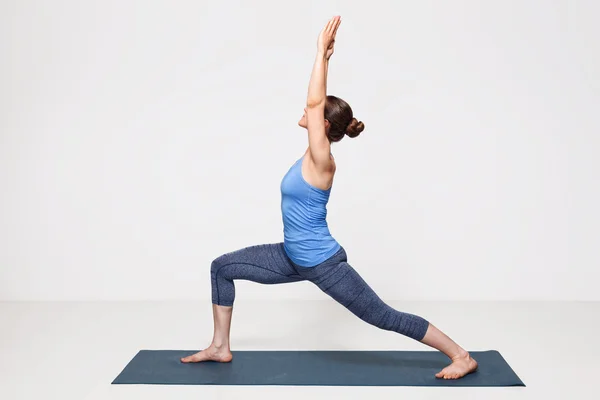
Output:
(326, 17), (334, 34)
(328, 16), (340, 34)
(332, 17), (341, 37)
(319, 15), (341, 50)
(324, 17), (334, 33)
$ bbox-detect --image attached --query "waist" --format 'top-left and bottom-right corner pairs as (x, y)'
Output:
(283, 233), (340, 267)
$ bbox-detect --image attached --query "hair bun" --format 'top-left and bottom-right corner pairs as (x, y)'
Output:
(345, 118), (365, 138)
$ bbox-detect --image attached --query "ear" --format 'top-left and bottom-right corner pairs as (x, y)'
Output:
(324, 119), (331, 131)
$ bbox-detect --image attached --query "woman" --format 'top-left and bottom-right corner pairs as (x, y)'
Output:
(181, 16), (478, 380)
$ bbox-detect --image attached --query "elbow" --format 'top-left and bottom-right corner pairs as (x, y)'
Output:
(306, 98), (326, 109)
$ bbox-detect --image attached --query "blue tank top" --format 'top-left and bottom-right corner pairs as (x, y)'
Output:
(280, 155), (341, 267)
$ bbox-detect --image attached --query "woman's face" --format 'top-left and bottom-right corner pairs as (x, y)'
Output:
(298, 107), (331, 132)
(298, 107), (308, 129)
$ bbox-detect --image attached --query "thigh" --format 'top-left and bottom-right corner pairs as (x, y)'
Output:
(213, 242), (304, 284)
(311, 261), (380, 309)
(293, 247), (374, 307)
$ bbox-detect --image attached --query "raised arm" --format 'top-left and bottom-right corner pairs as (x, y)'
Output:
(305, 16), (341, 170)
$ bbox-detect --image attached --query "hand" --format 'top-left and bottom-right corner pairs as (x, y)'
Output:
(317, 15), (341, 60)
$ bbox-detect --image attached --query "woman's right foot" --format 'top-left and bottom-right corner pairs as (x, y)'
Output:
(180, 345), (233, 363)
(435, 351), (478, 379)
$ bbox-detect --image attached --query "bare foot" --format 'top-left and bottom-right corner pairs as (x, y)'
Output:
(180, 345), (233, 363)
(435, 351), (478, 379)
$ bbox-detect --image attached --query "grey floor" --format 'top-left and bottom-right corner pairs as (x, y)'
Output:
(1, 300), (598, 399)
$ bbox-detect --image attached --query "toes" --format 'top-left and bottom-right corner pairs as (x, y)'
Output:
(437, 365), (470, 380)
(436, 368), (449, 379)
(440, 371), (462, 380)
(181, 353), (200, 363)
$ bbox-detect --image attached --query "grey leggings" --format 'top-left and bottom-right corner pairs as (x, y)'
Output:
(210, 242), (430, 341)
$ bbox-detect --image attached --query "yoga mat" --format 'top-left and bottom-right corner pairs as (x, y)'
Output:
(112, 350), (525, 387)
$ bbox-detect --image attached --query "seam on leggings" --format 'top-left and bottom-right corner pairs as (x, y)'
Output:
(358, 297), (377, 319)
(217, 261), (294, 279)
(214, 269), (221, 305)
(215, 261), (298, 304)
(314, 262), (343, 285)
(267, 244), (276, 261)
(322, 268), (352, 292)
(377, 309), (389, 328)
(318, 263), (347, 286)
(275, 243), (290, 275)
(210, 266), (221, 305)
(273, 244), (290, 273)
(345, 286), (366, 309)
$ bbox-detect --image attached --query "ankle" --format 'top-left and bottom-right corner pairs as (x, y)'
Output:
(211, 341), (229, 351)
(450, 348), (470, 361)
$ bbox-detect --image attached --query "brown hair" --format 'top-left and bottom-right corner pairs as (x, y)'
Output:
(324, 95), (365, 142)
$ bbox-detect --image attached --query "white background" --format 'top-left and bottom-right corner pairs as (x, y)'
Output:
(1, 0), (598, 301)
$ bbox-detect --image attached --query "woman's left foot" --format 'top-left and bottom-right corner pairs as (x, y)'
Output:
(435, 351), (478, 379)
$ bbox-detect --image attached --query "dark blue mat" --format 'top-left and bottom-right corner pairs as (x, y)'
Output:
(112, 350), (525, 387)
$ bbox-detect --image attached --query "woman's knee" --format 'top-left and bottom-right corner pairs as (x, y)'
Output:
(211, 255), (226, 274)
